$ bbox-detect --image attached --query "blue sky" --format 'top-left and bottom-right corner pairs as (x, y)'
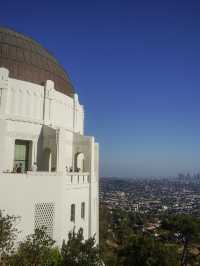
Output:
(1, 0), (200, 177)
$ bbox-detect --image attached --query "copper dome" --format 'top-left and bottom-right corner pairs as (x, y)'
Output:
(0, 27), (74, 97)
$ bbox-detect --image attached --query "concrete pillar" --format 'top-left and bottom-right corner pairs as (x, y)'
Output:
(73, 94), (79, 132)
(44, 80), (54, 125)
(0, 68), (9, 115)
(32, 139), (38, 164)
(56, 129), (60, 172)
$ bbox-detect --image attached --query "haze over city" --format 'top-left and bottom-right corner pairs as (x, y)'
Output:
(2, 0), (200, 177)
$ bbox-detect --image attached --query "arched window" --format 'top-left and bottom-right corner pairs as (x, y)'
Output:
(81, 202), (85, 219)
(74, 152), (85, 172)
(70, 204), (75, 222)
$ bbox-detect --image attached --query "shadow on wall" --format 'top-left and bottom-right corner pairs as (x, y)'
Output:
(37, 125), (57, 172)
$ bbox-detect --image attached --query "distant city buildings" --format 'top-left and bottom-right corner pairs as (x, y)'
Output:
(100, 177), (200, 217)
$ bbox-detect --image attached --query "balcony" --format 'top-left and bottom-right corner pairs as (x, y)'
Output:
(0, 171), (90, 186)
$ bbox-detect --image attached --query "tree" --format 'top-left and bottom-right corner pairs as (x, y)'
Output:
(99, 205), (118, 266)
(161, 214), (200, 266)
(0, 210), (18, 265)
(61, 228), (102, 266)
(9, 227), (56, 266)
(111, 209), (134, 245)
(117, 234), (179, 266)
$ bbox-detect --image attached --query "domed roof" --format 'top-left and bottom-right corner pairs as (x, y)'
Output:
(0, 27), (74, 97)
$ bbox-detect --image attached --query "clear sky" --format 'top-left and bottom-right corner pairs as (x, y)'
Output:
(1, 0), (200, 177)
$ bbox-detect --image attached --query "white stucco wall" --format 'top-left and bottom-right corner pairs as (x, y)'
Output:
(0, 67), (99, 246)
(0, 172), (91, 246)
(0, 68), (84, 136)
(0, 68), (85, 173)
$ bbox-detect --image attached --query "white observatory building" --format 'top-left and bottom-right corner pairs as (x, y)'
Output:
(0, 27), (99, 245)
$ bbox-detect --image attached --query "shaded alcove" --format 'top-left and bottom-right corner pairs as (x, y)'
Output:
(74, 152), (85, 172)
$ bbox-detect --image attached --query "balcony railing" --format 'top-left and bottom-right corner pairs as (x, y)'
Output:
(0, 171), (90, 185)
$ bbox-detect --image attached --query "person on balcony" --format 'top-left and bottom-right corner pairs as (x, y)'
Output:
(31, 162), (37, 172)
(16, 163), (22, 173)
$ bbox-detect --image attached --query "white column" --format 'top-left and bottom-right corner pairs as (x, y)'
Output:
(0, 68), (9, 116)
(56, 129), (60, 171)
(32, 139), (37, 164)
(49, 152), (52, 172)
(44, 80), (55, 125)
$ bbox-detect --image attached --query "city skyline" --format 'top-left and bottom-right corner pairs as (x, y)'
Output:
(1, 0), (200, 177)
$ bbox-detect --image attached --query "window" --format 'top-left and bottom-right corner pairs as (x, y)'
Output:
(70, 204), (75, 222)
(81, 202), (85, 219)
(14, 140), (31, 172)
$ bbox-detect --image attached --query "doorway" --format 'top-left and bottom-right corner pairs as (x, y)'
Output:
(14, 140), (30, 172)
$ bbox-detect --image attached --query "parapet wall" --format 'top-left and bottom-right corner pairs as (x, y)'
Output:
(0, 171), (91, 245)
